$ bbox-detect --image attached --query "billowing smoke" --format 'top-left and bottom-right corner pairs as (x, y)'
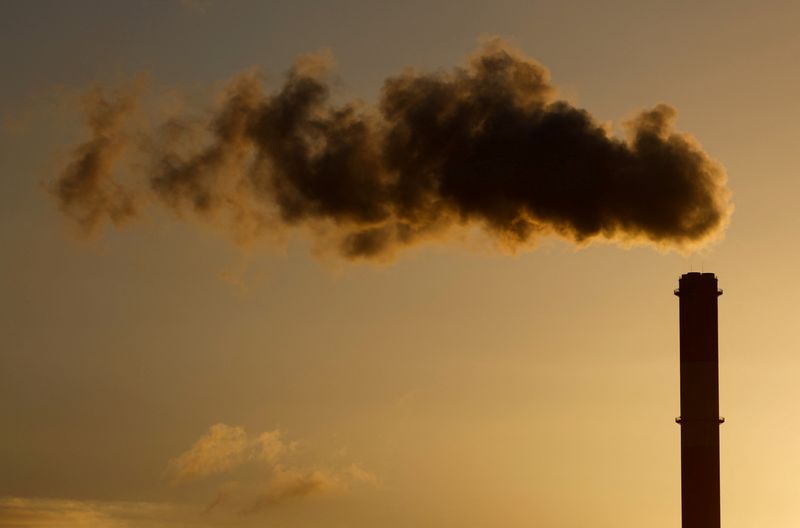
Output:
(52, 39), (732, 258)
(53, 87), (140, 234)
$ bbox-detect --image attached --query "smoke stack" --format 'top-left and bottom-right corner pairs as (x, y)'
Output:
(674, 272), (723, 528)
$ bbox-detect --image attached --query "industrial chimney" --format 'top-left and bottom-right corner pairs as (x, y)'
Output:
(674, 272), (723, 528)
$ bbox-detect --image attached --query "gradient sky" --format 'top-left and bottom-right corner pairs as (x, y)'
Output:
(2, 1), (800, 527)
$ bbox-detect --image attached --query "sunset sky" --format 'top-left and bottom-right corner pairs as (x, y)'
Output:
(3, 1), (800, 527)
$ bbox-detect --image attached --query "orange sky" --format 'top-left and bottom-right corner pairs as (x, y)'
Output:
(2, 1), (800, 527)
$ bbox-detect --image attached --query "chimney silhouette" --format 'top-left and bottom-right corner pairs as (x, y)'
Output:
(674, 272), (723, 528)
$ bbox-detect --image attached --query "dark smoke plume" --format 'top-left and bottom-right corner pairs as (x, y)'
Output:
(52, 87), (140, 234)
(52, 40), (732, 258)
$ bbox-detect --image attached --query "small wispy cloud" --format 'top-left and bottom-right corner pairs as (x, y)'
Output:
(243, 467), (343, 513)
(165, 424), (290, 484)
(166, 423), (377, 514)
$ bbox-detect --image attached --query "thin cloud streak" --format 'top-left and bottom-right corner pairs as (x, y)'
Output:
(0, 497), (195, 528)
